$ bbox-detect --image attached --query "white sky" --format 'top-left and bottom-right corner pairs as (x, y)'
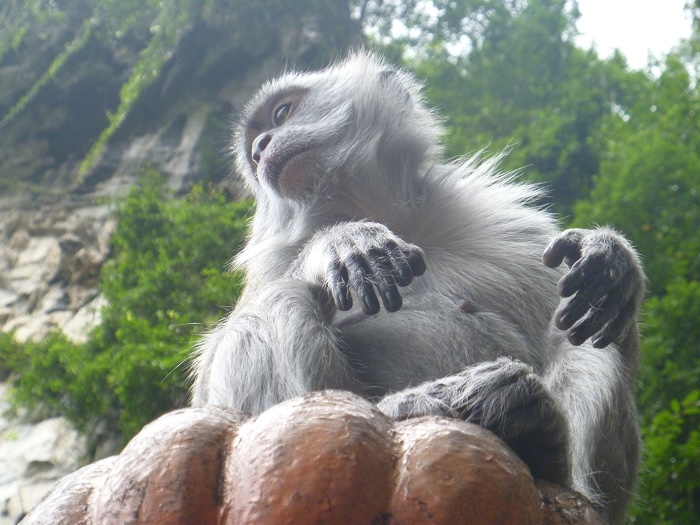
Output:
(574, 0), (694, 69)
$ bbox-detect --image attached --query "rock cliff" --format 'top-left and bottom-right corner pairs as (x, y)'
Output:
(0, 1), (356, 521)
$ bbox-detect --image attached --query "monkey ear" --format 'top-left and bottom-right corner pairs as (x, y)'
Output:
(378, 69), (413, 106)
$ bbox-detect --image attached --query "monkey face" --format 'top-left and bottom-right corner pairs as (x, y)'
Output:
(233, 53), (442, 203)
(237, 79), (353, 201)
(242, 88), (311, 199)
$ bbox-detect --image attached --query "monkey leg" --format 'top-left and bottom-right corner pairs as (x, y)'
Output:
(377, 357), (570, 487)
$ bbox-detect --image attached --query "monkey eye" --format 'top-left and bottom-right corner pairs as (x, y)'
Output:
(272, 102), (292, 127)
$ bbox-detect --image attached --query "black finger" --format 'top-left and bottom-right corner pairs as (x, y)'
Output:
(366, 248), (402, 312)
(591, 330), (614, 350)
(327, 261), (352, 311)
(555, 287), (602, 331)
(591, 299), (637, 349)
(542, 230), (583, 268)
(394, 262), (414, 287)
(590, 321), (615, 349)
(382, 241), (414, 286)
(359, 288), (381, 314)
(558, 251), (610, 297)
(596, 289), (626, 321)
(556, 271), (618, 329)
(567, 305), (610, 346)
(406, 250), (426, 276)
(346, 255), (380, 315)
(377, 280), (402, 312)
(389, 249), (415, 287)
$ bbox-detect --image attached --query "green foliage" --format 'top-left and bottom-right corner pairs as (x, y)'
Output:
(638, 280), (700, 421)
(1, 171), (249, 443)
(631, 391), (700, 523)
(631, 281), (700, 522)
(0, 332), (107, 426)
(408, 1), (622, 213)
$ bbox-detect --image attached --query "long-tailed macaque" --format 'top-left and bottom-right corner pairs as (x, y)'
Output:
(191, 52), (645, 523)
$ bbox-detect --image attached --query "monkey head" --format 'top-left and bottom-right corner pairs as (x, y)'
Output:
(233, 52), (443, 202)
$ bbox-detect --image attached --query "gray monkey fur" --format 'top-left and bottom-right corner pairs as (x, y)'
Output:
(191, 52), (645, 523)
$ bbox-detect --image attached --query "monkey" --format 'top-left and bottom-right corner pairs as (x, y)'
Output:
(190, 52), (645, 523)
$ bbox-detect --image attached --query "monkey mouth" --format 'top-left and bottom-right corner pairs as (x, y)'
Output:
(258, 146), (313, 193)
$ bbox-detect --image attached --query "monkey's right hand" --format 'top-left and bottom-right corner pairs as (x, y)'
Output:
(293, 222), (426, 315)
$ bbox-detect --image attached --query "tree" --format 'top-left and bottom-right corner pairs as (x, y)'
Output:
(572, 52), (700, 523)
(405, 0), (633, 214)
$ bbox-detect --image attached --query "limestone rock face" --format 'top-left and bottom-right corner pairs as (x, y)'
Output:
(0, 384), (88, 525)
(1, 3), (357, 522)
(0, 196), (113, 343)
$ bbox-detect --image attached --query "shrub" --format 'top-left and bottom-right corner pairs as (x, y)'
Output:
(1, 171), (250, 444)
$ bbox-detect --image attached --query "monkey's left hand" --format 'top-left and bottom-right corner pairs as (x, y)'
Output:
(543, 228), (645, 348)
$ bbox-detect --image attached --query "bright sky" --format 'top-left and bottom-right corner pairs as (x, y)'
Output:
(574, 0), (694, 69)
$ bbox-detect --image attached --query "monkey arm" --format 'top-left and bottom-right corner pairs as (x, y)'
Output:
(191, 220), (425, 413)
(544, 333), (640, 524)
(538, 226), (644, 523)
(190, 278), (356, 413)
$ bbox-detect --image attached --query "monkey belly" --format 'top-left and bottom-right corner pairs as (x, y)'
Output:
(335, 299), (539, 399)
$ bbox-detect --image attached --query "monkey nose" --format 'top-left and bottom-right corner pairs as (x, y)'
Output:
(251, 133), (272, 166)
